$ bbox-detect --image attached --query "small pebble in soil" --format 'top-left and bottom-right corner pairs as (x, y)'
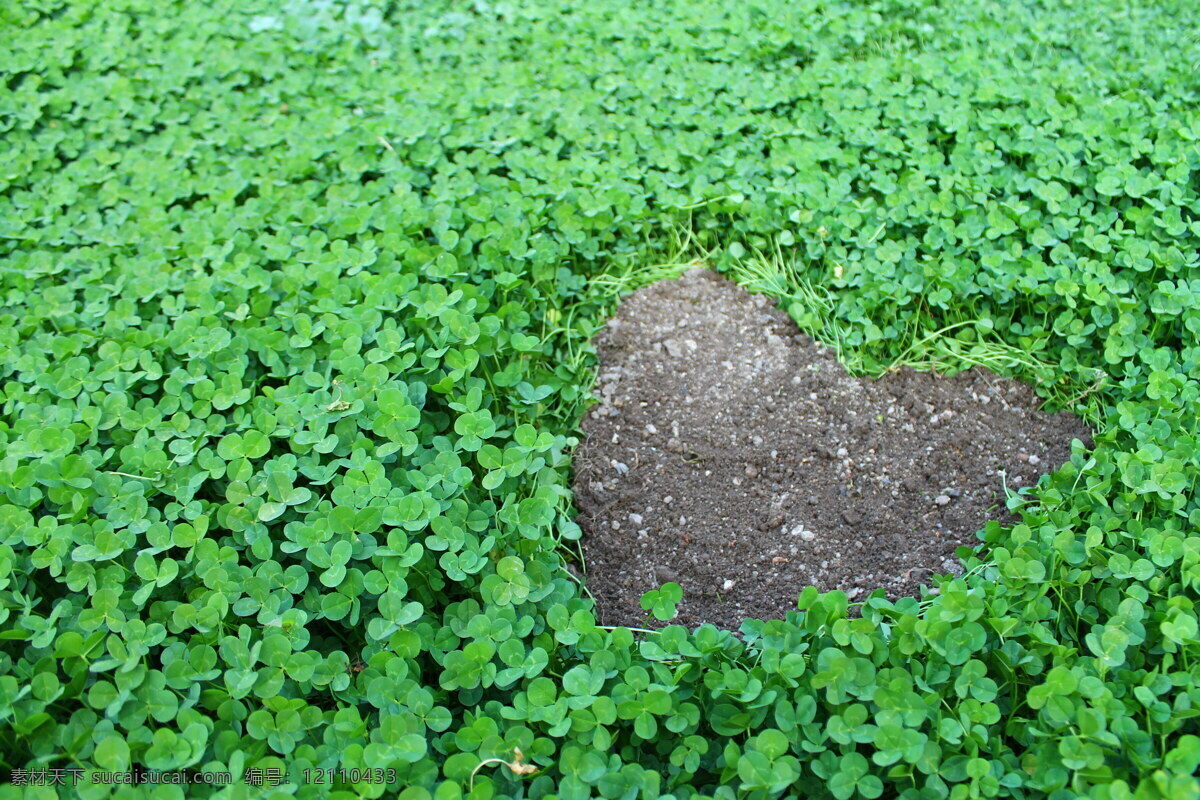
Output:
(722, 579), (735, 591)
(934, 494), (951, 506)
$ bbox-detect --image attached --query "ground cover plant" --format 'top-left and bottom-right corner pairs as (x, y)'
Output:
(1, 0), (1199, 798)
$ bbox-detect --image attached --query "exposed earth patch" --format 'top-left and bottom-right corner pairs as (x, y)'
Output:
(572, 268), (1093, 631)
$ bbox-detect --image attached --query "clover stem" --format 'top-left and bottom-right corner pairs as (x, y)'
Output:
(468, 758), (510, 791)
(596, 625), (658, 635)
(106, 471), (157, 481)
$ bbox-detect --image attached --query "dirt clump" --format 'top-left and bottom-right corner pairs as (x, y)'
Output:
(572, 268), (1092, 631)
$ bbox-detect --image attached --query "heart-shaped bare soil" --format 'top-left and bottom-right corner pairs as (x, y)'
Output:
(572, 268), (1092, 631)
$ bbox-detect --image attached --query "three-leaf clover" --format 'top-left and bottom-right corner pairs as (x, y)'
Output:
(639, 582), (683, 621)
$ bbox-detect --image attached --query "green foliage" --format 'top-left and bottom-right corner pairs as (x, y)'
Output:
(640, 583), (683, 622)
(2, 0), (1200, 798)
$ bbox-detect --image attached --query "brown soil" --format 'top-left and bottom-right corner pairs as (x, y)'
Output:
(571, 268), (1092, 631)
